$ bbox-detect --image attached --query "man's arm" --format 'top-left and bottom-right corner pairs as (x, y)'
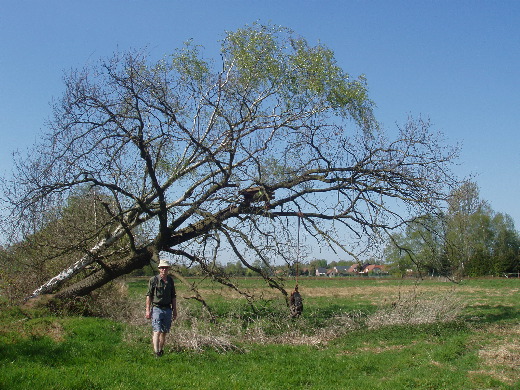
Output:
(146, 295), (152, 319)
(171, 297), (177, 320)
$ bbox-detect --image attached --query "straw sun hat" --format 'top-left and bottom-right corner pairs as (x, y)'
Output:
(158, 259), (171, 268)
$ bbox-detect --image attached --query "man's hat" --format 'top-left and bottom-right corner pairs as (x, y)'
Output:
(158, 259), (170, 268)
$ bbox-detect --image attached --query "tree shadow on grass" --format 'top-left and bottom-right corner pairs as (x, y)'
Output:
(0, 337), (70, 366)
(464, 304), (520, 325)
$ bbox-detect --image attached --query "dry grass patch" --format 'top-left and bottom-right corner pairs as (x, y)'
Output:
(122, 283), (465, 352)
(123, 300), (246, 353)
(243, 327), (327, 346)
(32, 320), (65, 342)
(366, 289), (463, 328)
(191, 289), (460, 349)
(1, 316), (66, 343)
(302, 284), (456, 304)
(172, 324), (245, 353)
(472, 324), (520, 385)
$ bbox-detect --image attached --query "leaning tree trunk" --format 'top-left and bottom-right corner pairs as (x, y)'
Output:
(52, 248), (154, 300)
(27, 224), (133, 300)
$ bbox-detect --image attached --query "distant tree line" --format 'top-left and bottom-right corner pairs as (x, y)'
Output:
(384, 181), (520, 278)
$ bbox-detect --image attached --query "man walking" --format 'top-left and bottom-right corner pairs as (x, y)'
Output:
(145, 259), (177, 357)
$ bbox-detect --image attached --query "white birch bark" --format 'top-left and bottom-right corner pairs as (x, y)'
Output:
(27, 225), (127, 299)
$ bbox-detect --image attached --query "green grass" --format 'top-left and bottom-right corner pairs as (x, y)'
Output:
(1, 278), (519, 389)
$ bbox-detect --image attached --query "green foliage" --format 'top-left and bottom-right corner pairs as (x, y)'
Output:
(225, 261), (246, 276)
(385, 182), (520, 277)
(223, 24), (285, 85)
(310, 258), (328, 269)
(1, 188), (133, 304)
(221, 22), (374, 126)
(171, 40), (211, 84)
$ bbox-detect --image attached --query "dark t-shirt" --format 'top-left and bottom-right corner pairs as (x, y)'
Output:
(146, 275), (176, 308)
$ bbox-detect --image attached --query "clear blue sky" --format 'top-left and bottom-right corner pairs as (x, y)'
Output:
(1, 0), (519, 234)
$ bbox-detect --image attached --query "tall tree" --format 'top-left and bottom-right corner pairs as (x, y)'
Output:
(491, 213), (520, 275)
(1, 24), (458, 302)
(445, 180), (487, 274)
(385, 181), (520, 277)
(384, 214), (450, 277)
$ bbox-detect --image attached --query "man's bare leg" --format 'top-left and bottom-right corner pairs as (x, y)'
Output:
(153, 331), (167, 356)
(153, 331), (161, 354)
(158, 332), (167, 352)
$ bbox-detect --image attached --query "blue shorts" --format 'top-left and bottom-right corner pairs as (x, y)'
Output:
(151, 307), (173, 333)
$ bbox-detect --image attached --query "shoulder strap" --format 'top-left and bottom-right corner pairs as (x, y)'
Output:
(150, 275), (158, 297)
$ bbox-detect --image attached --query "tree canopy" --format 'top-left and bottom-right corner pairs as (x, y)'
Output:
(1, 24), (458, 304)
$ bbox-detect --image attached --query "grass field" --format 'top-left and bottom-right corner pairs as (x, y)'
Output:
(1, 277), (519, 389)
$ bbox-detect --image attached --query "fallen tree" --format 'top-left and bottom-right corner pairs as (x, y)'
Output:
(1, 23), (458, 304)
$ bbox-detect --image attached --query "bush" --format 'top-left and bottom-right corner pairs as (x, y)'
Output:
(367, 288), (463, 329)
